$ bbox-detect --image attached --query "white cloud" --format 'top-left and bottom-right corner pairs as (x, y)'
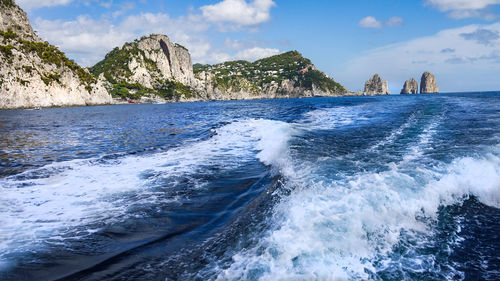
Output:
(33, 12), (213, 66)
(26, 0), (280, 66)
(34, 16), (133, 66)
(233, 47), (280, 61)
(426, 0), (500, 19)
(460, 28), (500, 45)
(202, 47), (280, 64)
(223, 38), (273, 50)
(359, 16), (403, 28)
(358, 16), (382, 28)
(116, 13), (212, 60)
(385, 16), (404, 27)
(200, 0), (275, 26)
(111, 2), (135, 18)
(17, 0), (74, 9)
(224, 38), (248, 50)
(426, 0), (500, 11)
(204, 39), (280, 63)
(32, 8), (279, 66)
(206, 52), (233, 63)
(99, 0), (112, 9)
(17, 0), (117, 10)
(336, 21), (500, 93)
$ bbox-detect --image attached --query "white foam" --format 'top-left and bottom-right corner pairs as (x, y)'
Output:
(0, 118), (294, 261)
(298, 105), (370, 131)
(403, 115), (442, 163)
(216, 144), (500, 280)
(369, 112), (418, 151)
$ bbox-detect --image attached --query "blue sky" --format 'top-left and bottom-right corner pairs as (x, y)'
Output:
(16, 0), (500, 93)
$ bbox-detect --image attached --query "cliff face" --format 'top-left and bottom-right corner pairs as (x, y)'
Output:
(92, 37), (348, 102)
(401, 78), (418, 94)
(0, 0), (112, 109)
(0, 0), (34, 39)
(91, 34), (196, 88)
(362, 74), (390, 95)
(420, 71), (439, 93)
(90, 34), (199, 102)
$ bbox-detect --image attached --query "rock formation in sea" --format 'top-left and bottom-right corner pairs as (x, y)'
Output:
(400, 78), (418, 94)
(420, 71), (439, 93)
(362, 74), (390, 95)
(0, 0), (112, 109)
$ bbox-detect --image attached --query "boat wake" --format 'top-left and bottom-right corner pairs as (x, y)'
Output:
(209, 109), (500, 280)
(0, 119), (293, 270)
(1, 95), (499, 281)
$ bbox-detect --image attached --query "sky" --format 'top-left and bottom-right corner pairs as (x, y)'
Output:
(15, 0), (500, 93)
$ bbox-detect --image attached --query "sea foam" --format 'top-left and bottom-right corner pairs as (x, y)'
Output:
(0, 118), (294, 263)
(215, 108), (500, 280)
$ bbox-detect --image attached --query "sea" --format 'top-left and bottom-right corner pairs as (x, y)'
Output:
(0, 92), (499, 281)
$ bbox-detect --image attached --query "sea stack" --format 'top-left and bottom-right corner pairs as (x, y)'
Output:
(401, 78), (418, 94)
(363, 74), (390, 95)
(420, 71), (439, 93)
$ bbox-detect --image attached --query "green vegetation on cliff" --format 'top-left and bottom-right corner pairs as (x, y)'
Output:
(194, 51), (345, 94)
(91, 39), (346, 100)
(90, 41), (161, 81)
(108, 80), (193, 101)
(0, 28), (96, 90)
(90, 44), (139, 80)
(0, 0), (16, 8)
(90, 38), (196, 100)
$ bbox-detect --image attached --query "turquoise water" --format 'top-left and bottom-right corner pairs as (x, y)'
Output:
(0, 92), (499, 280)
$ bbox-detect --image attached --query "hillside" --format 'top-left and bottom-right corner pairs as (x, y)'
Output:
(91, 34), (348, 102)
(90, 34), (199, 102)
(0, 0), (112, 108)
(194, 51), (346, 99)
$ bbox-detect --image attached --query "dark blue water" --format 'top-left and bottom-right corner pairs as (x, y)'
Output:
(0, 93), (499, 280)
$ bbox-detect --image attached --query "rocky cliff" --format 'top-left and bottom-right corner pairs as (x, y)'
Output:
(0, 0), (33, 39)
(401, 78), (418, 94)
(362, 74), (389, 95)
(420, 71), (439, 93)
(90, 34), (200, 102)
(91, 35), (348, 102)
(0, 0), (112, 109)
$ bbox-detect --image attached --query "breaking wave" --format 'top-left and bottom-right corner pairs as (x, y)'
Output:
(213, 109), (500, 280)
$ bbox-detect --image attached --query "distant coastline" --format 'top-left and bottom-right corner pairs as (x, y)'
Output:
(1, 1), (497, 110)
(0, 1), (394, 110)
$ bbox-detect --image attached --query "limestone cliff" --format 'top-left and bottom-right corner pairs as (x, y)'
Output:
(420, 71), (439, 93)
(0, 0), (34, 39)
(401, 78), (418, 94)
(362, 74), (390, 95)
(0, 0), (112, 109)
(90, 34), (199, 102)
(91, 36), (348, 102)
